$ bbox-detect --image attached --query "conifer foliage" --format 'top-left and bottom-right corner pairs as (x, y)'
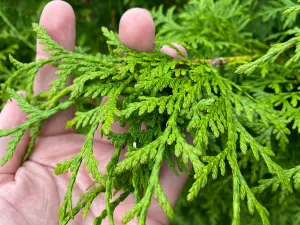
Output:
(2, 0), (300, 225)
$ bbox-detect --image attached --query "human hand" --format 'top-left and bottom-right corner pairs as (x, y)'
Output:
(0, 1), (187, 225)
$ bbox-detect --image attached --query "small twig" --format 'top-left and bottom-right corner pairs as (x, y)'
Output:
(194, 55), (256, 67)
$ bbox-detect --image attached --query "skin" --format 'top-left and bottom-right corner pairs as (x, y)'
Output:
(0, 1), (188, 225)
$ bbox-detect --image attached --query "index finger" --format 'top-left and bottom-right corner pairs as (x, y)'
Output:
(34, 0), (76, 136)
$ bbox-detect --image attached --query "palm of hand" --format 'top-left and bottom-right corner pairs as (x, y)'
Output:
(0, 133), (169, 225)
(0, 1), (187, 225)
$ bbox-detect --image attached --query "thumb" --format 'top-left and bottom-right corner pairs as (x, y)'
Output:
(0, 92), (29, 180)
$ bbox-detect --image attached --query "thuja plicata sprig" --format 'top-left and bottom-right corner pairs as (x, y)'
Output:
(0, 22), (294, 225)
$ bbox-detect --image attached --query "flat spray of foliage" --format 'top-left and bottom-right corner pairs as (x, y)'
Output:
(2, 0), (300, 224)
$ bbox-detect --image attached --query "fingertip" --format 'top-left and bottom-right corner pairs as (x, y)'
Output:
(37, 0), (76, 59)
(160, 43), (188, 59)
(39, 0), (75, 34)
(35, 0), (76, 93)
(119, 8), (155, 52)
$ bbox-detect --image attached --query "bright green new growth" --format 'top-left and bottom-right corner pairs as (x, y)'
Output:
(2, 1), (300, 225)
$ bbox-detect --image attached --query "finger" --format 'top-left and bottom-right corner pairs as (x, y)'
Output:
(160, 42), (188, 59)
(97, 8), (156, 136)
(34, 0), (76, 136)
(160, 163), (188, 206)
(119, 9), (188, 217)
(119, 8), (155, 52)
(35, 0), (75, 93)
(0, 93), (29, 178)
(143, 161), (187, 225)
(150, 131), (191, 224)
(115, 8), (187, 137)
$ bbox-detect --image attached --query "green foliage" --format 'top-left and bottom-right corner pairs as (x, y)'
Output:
(2, 0), (300, 225)
(0, 0), (188, 107)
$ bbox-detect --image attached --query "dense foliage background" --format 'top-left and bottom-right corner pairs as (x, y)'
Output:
(2, 0), (300, 224)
